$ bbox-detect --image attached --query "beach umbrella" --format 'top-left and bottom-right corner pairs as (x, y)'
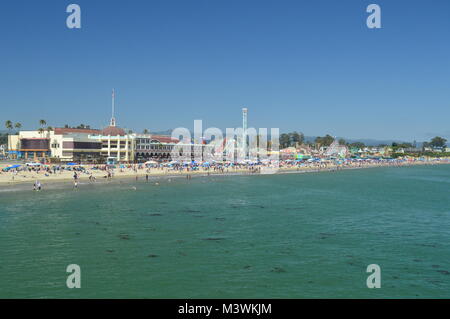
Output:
(26, 162), (41, 166)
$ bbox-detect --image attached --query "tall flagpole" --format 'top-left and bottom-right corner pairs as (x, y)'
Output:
(111, 89), (116, 126)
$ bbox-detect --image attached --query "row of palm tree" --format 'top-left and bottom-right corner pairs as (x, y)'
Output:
(4, 119), (50, 137)
(4, 120), (22, 133)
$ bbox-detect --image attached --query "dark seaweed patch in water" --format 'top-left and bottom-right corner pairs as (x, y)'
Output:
(243, 265), (252, 269)
(147, 254), (158, 258)
(184, 209), (201, 213)
(319, 232), (335, 236)
(271, 267), (286, 273)
(250, 205), (265, 209)
(437, 270), (450, 275)
(106, 249), (115, 253)
(148, 213), (162, 216)
(118, 234), (130, 240)
(215, 217), (226, 221)
(417, 243), (437, 248)
(318, 232), (336, 240)
(431, 265), (440, 268)
(413, 259), (422, 262)
(202, 237), (225, 241)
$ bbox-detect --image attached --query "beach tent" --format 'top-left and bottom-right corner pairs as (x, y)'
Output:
(26, 162), (41, 166)
(2, 164), (21, 172)
(67, 163), (78, 166)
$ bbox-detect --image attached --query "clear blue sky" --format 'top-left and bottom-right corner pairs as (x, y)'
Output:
(1, 0), (449, 141)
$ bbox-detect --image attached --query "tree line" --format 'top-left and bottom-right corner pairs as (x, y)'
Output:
(279, 131), (447, 150)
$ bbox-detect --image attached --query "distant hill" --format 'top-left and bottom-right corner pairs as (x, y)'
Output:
(300, 136), (415, 146)
(150, 129), (174, 136)
(149, 130), (417, 146)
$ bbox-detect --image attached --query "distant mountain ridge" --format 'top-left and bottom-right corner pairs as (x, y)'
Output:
(0, 128), (430, 146)
(303, 136), (414, 147)
(149, 130), (415, 146)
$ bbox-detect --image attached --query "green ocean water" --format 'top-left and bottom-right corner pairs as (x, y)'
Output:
(0, 165), (449, 298)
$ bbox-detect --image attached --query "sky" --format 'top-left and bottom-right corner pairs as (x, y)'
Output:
(0, 0), (449, 141)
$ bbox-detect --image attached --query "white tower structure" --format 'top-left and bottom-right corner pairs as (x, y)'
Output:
(242, 107), (248, 158)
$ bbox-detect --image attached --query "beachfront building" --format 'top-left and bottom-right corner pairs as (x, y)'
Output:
(7, 128), (104, 162)
(0, 144), (6, 158)
(134, 134), (180, 161)
(51, 128), (103, 162)
(134, 135), (218, 162)
(7, 131), (51, 160)
(89, 125), (135, 163)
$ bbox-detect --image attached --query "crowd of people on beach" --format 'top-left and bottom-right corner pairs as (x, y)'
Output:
(0, 156), (449, 191)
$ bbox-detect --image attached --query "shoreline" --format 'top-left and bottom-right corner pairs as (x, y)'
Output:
(1, 161), (448, 193)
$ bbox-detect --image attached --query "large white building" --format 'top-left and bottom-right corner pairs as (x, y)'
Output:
(7, 128), (103, 162)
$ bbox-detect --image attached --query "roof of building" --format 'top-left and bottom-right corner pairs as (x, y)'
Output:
(54, 128), (100, 135)
(150, 135), (180, 143)
(101, 126), (126, 136)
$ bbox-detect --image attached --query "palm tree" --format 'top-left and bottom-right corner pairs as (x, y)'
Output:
(39, 119), (47, 127)
(14, 122), (22, 131)
(143, 129), (149, 134)
(5, 120), (13, 132)
(46, 126), (53, 138)
(38, 127), (44, 137)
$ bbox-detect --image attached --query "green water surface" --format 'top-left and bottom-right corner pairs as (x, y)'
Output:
(0, 165), (449, 298)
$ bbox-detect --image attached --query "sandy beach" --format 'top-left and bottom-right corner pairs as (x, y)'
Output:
(1, 159), (449, 191)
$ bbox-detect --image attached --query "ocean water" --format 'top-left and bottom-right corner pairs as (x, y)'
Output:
(0, 165), (449, 298)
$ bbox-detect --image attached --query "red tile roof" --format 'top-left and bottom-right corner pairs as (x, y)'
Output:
(101, 126), (126, 136)
(54, 128), (100, 135)
(151, 135), (179, 143)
